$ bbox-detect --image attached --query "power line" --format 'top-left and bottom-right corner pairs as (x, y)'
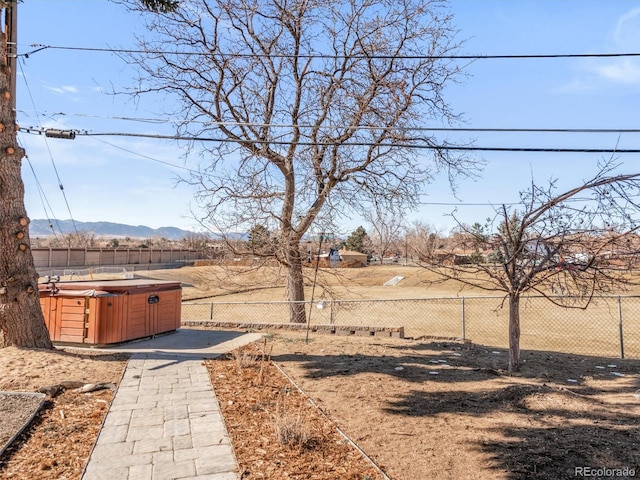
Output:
(22, 151), (62, 240)
(19, 132), (638, 212)
(88, 135), (198, 174)
(18, 59), (78, 234)
(20, 43), (640, 61)
(421, 196), (621, 207)
(18, 128), (640, 154)
(18, 112), (640, 134)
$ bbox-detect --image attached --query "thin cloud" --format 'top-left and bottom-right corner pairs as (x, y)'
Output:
(557, 7), (640, 92)
(589, 7), (640, 86)
(595, 59), (640, 84)
(43, 85), (79, 95)
(614, 7), (640, 46)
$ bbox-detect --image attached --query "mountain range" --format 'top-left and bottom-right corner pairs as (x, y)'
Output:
(29, 219), (198, 241)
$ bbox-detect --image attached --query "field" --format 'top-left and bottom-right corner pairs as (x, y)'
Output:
(138, 263), (640, 301)
(140, 264), (490, 301)
(146, 264), (640, 360)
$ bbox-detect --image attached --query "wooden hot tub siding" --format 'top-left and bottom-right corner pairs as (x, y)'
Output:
(39, 280), (182, 345)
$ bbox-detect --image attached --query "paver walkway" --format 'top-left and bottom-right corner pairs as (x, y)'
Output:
(82, 353), (239, 480)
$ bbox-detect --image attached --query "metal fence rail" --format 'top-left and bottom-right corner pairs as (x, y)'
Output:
(182, 295), (640, 359)
(38, 266), (135, 281)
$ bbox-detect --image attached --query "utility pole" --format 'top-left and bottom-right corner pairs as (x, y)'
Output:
(5, 1), (16, 111)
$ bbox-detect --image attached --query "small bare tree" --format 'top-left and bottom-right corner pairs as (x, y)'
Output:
(417, 161), (640, 372)
(48, 231), (97, 249)
(364, 209), (405, 263)
(180, 233), (207, 251)
(120, 0), (476, 322)
(407, 220), (442, 264)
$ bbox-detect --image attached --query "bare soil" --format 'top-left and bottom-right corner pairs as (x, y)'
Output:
(208, 331), (640, 480)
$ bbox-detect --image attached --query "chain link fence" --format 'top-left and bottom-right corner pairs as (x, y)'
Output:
(182, 295), (640, 359)
(38, 266), (135, 281)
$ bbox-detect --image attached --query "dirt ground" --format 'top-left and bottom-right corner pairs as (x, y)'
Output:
(1, 330), (639, 479)
(206, 343), (385, 479)
(0, 347), (127, 479)
(224, 331), (640, 480)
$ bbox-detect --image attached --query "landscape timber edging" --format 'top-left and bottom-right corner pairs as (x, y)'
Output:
(182, 320), (404, 338)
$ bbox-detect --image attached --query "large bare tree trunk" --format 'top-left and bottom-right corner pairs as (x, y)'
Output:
(0, 7), (52, 349)
(508, 294), (521, 373)
(285, 239), (306, 323)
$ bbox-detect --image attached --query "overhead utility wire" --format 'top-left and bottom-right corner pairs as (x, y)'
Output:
(18, 58), (78, 235)
(20, 44), (640, 60)
(20, 113), (640, 134)
(421, 196), (622, 207)
(20, 129), (640, 154)
(25, 131), (637, 209)
(52, 136), (614, 208)
(21, 151), (61, 241)
(88, 135), (198, 174)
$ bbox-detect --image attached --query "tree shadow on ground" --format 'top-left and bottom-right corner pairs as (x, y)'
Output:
(272, 341), (640, 479)
(380, 373), (640, 479)
(480, 422), (640, 479)
(272, 341), (640, 394)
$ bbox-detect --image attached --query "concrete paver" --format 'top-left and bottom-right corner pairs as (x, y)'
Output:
(82, 330), (261, 479)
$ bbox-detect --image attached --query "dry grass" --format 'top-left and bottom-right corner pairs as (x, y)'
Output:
(162, 265), (640, 358)
(147, 264), (640, 302)
(273, 402), (313, 447)
(232, 348), (260, 369)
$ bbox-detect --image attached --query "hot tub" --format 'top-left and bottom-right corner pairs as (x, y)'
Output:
(39, 279), (182, 345)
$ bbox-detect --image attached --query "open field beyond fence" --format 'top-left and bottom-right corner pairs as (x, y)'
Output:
(182, 295), (640, 359)
(132, 264), (640, 359)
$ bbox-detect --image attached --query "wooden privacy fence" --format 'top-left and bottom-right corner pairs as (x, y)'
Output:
(181, 295), (640, 359)
(32, 247), (206, 269)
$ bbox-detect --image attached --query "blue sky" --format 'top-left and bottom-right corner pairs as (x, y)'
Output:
(16, 0), (640, 235)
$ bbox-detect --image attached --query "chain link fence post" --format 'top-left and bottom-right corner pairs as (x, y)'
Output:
(330, 300), (335, 325)
(461, 297), (466, 341)
(618, 296), (625, 359)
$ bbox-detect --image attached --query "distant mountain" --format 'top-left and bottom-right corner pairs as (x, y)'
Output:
(29, 219), (199, 240)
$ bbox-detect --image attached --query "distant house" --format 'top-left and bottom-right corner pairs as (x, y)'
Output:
(339, 248), (368, 267)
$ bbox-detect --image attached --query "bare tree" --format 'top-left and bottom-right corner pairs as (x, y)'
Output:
(407, 220), (442, 264)
(139, 0), (179, 11)
(120, 0), (474, 322)
(364, 209), (405, 263)
(416, 161), (640, 372)
(179, 232), (213, 253)
(48, 231), (97, 249)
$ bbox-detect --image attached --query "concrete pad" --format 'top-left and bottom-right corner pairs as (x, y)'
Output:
(72, 329), (263, 358)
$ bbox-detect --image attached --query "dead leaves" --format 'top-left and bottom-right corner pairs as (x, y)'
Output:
(206, 346), (383, 480)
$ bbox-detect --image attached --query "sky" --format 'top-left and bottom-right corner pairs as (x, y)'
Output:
(14, 0), (640, 236)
